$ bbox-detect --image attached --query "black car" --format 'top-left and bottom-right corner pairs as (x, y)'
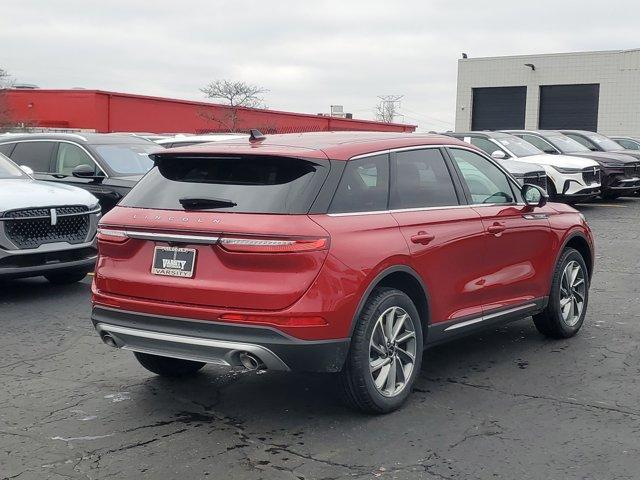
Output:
(504, 130), (640, 200)
(610, 136), (640, 151)
(0, 133), (160, 212)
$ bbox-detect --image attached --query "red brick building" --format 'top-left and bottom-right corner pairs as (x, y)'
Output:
(1, 89), (416, 134)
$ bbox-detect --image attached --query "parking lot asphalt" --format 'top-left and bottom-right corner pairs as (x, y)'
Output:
(1, 198), (639, 480)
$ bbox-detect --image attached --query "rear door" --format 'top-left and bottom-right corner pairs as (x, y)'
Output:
(97, 153), (332, 311)
(447, 147), (555, 313)
(389, 148), (486, 324)
(6, 141), (56, 178)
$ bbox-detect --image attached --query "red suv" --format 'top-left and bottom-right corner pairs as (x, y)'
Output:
(92, 132), (594, 413)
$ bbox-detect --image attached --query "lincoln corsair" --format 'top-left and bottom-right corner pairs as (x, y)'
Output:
(91, 132), (594, 413)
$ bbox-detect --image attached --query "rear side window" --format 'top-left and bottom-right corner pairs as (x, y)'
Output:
(329, 154), (389, 213)
(616, 139), (640, 150)
(391, 149), (459, 209)
(10, 141), (55, 172)
(121, 155), (329, 214)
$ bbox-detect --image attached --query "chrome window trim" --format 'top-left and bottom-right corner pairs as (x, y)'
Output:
(327, 202), (528, 217)
(0, 139), (109, 178)
(336, 144), (524, 216)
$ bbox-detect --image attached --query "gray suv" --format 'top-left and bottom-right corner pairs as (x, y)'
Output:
(0, 153), (100, 282)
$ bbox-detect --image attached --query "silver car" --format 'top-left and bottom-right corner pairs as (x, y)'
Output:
(0, 153), (100, 282)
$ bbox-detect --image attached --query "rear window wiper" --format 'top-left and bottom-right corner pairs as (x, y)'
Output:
(179, 197), (237, 209)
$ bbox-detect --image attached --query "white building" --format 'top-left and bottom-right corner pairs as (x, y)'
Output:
(455, 49), (640, 136)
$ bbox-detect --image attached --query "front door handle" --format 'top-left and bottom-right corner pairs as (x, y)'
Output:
(487, 223), (506, 235)
(411, 231), (435, 245)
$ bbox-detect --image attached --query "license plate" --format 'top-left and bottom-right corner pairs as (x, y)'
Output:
(151, 246), (196, 278)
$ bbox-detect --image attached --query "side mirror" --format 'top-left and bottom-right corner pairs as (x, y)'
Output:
(72, 164), (97, 178)
(491, 150), (507, 160)
(19, 165), (34, 176)
(522, 184), (548, 208)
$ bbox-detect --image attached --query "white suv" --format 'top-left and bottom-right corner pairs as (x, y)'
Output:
(450, 132), (601, 203)
(0, 153), (100, 282)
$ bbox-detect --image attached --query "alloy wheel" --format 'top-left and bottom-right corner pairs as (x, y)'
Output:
(369, 306), (417, 397)
(559, 260), (586, 327)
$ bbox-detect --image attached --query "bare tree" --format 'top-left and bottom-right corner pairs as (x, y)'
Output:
(375, 95), (403, 123)
(199, 80), (268, 132)
(0, 68), (15, 132)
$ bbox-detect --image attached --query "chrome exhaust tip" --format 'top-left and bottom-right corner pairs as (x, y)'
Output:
(101, 333), (117, 348)
(238, 352), (265, 371)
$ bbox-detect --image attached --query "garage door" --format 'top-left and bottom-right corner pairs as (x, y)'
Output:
(539, 84), (599, 131)
(471, 86), (527, 130)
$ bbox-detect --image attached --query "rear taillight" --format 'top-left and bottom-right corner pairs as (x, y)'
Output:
(218, 236), (328, 253)
(97, 228), (128, 244)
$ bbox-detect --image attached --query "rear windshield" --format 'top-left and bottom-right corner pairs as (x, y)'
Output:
(120, 155), (329, 214)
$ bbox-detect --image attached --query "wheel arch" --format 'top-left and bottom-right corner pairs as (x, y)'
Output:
(348, 265), (431, 343)
(557, 231), (594, 280)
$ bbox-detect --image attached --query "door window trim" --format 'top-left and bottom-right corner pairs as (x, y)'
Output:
(325, 144), (526, 217)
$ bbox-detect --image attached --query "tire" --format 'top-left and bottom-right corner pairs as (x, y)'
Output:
(44, 268), (90, 285)
(533, 248), (589, 339)
(339, 287), (423, 414)
(134, 352), (205, 378)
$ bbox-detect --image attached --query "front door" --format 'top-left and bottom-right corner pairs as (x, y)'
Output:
(447, 147), (555, 314)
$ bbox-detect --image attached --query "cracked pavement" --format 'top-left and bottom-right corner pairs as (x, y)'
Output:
(1, 198), (639, 479)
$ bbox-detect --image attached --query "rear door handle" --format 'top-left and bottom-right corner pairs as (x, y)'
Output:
(410, 231), (435, 245)
(487, 223), (506, 235)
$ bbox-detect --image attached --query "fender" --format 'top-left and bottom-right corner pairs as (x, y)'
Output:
(550, 229), (594, 287)
(347, 264), (431, 337)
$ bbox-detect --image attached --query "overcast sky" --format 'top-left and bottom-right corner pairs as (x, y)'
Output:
(1, 1), (638, 130)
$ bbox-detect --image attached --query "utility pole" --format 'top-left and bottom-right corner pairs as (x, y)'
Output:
(375, 95), (403, 123)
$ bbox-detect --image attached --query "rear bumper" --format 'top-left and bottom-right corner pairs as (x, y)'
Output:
(91, 306), (350, 373)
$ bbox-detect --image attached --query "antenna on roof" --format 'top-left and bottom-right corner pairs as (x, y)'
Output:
(249, 129), (266, 142)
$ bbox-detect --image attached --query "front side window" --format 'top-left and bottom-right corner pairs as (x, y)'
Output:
(391, 149), (458, 209)
(449, 148), (515, 204)
(519, 134), (558, 154)
(55, 143), (98, 176)
(330, 155), (389, 213)
(10, 141), (55, 172)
